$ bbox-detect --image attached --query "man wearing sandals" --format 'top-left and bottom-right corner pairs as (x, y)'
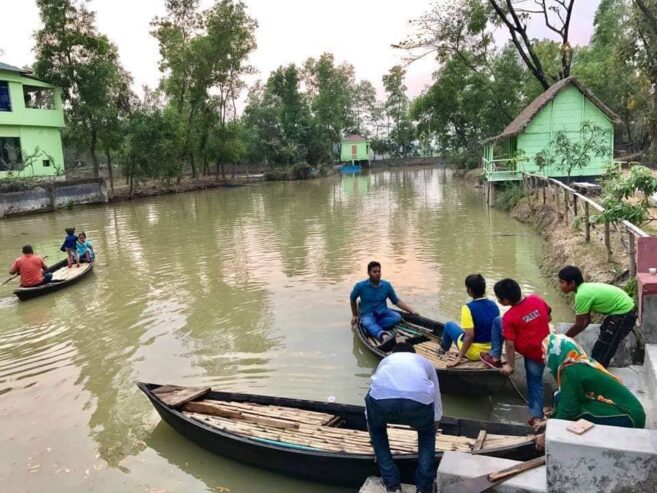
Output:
(350, 261), (418, 344)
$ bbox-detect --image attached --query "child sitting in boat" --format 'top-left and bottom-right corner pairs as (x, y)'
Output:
(438, 274), (500, 368)
(76, 232), (95, 263)
(60, 227), (80, 268)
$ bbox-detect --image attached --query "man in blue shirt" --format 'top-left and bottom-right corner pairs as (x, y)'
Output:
(350, 261), (418, 343)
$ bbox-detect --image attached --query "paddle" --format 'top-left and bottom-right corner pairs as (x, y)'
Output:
(440, 455), (546, 493)
(1, 256), (49, 286)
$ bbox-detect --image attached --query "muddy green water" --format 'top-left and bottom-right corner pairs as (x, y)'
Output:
(0, 168), (571, 492)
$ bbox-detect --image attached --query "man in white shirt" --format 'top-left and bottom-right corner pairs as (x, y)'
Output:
(365, 342), (442, 493)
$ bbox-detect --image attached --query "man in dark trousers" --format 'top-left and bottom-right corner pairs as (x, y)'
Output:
(558, 265), (637, 367)
(350, 261), (418, 344)
(365, 343), (441, 493)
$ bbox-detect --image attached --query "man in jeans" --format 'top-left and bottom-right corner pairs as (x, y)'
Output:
(350, 261), (418, 344)
(491, 279), (551, 426)
(365, 343), (441, 493)
(558, 265), (637, 367)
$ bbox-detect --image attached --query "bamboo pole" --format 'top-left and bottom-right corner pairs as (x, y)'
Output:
(604, 222), (612, 260)
(584, 202), (591, 242)
(628, 231), (637, 278)
(542, 183), (546, 204)
(573, 194), (578, 216)
(563, 189), (569, 223)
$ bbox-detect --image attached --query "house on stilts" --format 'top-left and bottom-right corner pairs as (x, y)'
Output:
(481, 77), (620, 202)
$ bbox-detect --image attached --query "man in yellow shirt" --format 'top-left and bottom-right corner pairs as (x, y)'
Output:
(438, 274), (501, 367)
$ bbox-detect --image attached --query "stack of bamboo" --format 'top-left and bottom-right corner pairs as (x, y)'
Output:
(182, 399), (530, 455)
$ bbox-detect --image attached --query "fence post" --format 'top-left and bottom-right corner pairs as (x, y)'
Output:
(563, 189), (569, 223)
(573, 194), (578, 216)
(555, 184), (561, 217)
(542, 182), (546, 204)
(628, 231), (637, 278)
(584, 202), (591, 242)
(604, 222), (612, 261)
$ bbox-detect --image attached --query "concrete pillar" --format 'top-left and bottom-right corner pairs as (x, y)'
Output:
(546, 419), (657, 492)
(636, 237), (657, 344)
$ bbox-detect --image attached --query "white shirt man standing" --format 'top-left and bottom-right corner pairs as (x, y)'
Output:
(365, 342), (442, 493)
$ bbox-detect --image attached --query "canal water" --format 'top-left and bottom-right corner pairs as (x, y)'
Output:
(0, 168), (571, 492)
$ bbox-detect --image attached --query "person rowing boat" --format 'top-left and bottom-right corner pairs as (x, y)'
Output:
(8, 245), (52, 287)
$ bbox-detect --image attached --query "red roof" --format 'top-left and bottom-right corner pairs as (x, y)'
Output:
(342, 134), (368, 142)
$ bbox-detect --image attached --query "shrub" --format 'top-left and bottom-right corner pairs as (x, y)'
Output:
(495, 183), (527, 211)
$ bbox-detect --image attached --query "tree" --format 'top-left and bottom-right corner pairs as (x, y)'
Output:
(534, 123), (612, 182)
(352, 80), (377, 135)
(304, 53), (356, 159)
(599, 165), (657, 226)
(34, 0), (131, 178)
(382, 66), (414, 157)
(121, 106), (182, 197)
(152, 0), (257, 178)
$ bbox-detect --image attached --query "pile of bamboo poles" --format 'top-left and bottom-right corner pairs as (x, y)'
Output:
(413, 341), (488, 370)
(183, 399), (530, 455)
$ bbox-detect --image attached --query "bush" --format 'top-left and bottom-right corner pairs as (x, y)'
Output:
(495, 183), (527, 211)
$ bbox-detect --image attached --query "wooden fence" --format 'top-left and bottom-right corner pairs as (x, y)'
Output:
(521, 173), (650, 278)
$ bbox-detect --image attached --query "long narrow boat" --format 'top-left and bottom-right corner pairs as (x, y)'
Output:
(354, 311), (515, 396)
(14, 258), (95, 301)
(137, 382), (538, 486)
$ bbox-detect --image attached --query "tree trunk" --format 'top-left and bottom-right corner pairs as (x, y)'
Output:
(221, 162), (226, 180)
(129, 171), (134, 199)
(232, 163), (236, 180)
(203, 155), (209, 176)
(189, 153), (197, 180)
(105, 149), (114, 195)
(90, 129), (100, 178)
(215, 159), (220, 181)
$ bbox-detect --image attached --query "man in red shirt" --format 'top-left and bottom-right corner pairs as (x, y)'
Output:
(9, 245), (52, 287)
(493, 278), (551, 425)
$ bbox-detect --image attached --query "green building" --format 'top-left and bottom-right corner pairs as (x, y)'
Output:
(0, 61), (65, 178)
(482, 77), (619, 182)
(340, 134), (370, 165)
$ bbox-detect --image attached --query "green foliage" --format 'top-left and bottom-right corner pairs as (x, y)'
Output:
(494, 183), (527, 211)
(534, 123), (612, 180)
(597, 165), (657, 226)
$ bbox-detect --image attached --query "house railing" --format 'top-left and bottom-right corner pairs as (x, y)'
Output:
(482, 157), (524, 180)
(522, 172), (650, 278)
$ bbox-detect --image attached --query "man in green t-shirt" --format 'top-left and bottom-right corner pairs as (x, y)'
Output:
(558, 265), (637, 367)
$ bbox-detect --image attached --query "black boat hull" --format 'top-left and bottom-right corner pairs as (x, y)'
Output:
(137, 383), (537, 487)
(14, 258), (95, 301)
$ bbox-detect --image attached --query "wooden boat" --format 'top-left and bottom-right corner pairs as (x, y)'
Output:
(137, 382), (538, 487)
(14, 258), (95, 301)
(354, 311), (516, 396)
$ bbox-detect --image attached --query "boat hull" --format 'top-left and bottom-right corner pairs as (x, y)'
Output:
(14, 258), (95, 301)
(137, 383), (537, 487)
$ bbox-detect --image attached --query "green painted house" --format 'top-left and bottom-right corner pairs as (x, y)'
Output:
(340, 134), (370, 165)
(0, 61), (65, 178)
(482, 77), (619, 182)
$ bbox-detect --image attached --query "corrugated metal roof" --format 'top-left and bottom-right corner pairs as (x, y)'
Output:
(482, 77), (621, 144)
(0, 61), (29, 74)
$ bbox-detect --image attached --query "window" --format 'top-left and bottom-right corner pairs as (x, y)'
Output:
(23, 85), (55, 110)
(351, 144), (357, 156)
(42, 159), (51, 167)
(0, 137), (23, 171)
(0, 81), (11, 112)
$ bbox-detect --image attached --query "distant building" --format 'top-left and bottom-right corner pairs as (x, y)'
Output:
(0, 61), (65, 178)
(482, 77), (619, 182)
(340, 134), (370, 166)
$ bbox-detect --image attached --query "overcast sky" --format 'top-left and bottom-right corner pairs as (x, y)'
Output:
(0, 0), (600, 103)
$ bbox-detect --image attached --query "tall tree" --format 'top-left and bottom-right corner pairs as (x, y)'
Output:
(382, 66), (415, 157)
(352, 80), (377, 135)
(34, 0), (130, 177)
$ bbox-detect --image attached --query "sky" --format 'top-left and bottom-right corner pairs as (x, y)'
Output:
(0, 0), (601, 104)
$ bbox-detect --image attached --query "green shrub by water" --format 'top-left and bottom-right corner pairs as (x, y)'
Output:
(495, 183), (527, 211)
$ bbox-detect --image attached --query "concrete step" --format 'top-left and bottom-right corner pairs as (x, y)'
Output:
(359, 477), (415, 493)
(437, 451), (546, 492)
(644, 344), (657, 402)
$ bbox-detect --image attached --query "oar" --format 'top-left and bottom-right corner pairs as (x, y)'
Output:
(440, 455), (546, 493)
(1, 255), (49, 286)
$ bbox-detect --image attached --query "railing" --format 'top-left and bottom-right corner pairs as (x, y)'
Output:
(522, 173), (650, 278)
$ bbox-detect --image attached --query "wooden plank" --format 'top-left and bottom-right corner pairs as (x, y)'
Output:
(472, 430), (487, 451)
(156, 386), (211, 407)
(184, 401), (299, 430)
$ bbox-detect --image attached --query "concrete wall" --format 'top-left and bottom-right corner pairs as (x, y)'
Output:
(546, 419), (657, 492)
(0, 178), (108, 218)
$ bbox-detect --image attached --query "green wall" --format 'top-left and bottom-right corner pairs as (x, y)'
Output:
(0, 69), (65, 178)
(340, 140), (370, 162)
(516, 86), (614, 177)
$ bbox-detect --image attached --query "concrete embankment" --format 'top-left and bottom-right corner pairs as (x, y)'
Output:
(0, 178), (108, 218)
